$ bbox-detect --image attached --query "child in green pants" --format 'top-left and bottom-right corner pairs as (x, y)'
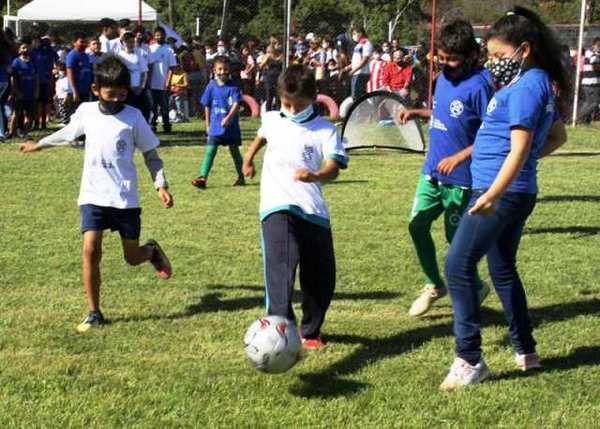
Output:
(192, 56), (244, 189)
(399, 20), (493, 316)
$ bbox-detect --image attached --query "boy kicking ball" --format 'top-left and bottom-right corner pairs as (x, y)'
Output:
(20, 55), (173, 333)
(243, 65), (349, 349)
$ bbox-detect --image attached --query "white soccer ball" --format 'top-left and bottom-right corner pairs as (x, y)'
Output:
(244, 315), (302, 374)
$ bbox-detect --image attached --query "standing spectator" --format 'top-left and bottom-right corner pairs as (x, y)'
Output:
(188, 37), (207, 117)
(260, 45), (283, 111)
(240, 44), (256, 95)
(99, 18), (120, 54)
(367, 47), (386, 93)
(168, 63), (189, 122)
(66, 32), (93, 107)
(118, 32), (149, 120)
(87, 37), (104, 68)
(216, 39), (229, 58)
(381, 41), (392, 62)
(9, 42), (39, 138)
(117, 19), (131, 38)
(579, 37), (600, 123)
(345, 26), (373, 100)
(0, 30), (11, 141)
(148, 26), (177, 133)
(382, 49), (413, 99)
(32, 36), (58, 130)
(53, 62), (72, 125)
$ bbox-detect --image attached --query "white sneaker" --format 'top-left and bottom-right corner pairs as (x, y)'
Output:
(440, 357), (491, 391)
(515, 352), (541, 371)
(478, 281), (491, 305)
(408, 284), (447, 317)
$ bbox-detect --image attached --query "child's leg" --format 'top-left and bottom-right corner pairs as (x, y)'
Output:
(198, 144), (218, 178)
(82, 231), (103, 311)
(121, 239), (153, 266)
(408, 175), (445, 288)
(298, 220), (335, 339)
(228, 144), (244, 180)
(261, 212), (300, 321)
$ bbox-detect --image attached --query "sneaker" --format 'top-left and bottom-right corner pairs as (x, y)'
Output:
(478, 281), (491, 305)
(301, 337), (327, 350)
(146, 239), (172, 279)
(408, 284), (447, 317)
(76, 310), (105, 333)
(191, 176), (207, 189)
(515, 352), (541, 371)
(232, 177), (245, 187)
(439, 357), (491, 391)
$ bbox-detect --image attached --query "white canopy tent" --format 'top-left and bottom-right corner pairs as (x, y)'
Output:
(16, 0), (158, 23)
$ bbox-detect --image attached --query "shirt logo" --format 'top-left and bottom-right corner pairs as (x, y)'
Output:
(302, 145), (315, 162)
(449, 100), (464, 118)
(486, 98), (497, 115)
(116, 139), (127, 153)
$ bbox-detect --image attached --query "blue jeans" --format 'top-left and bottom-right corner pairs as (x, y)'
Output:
(444, 191), (537, 365)
(351, 74), (369, 101)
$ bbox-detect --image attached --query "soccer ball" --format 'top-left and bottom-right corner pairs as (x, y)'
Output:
(244, 315), (302, 374)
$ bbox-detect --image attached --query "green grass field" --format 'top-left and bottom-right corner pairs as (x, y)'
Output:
(1, 119), (599, 427)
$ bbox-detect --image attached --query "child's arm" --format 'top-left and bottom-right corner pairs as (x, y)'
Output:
(67, 67), (79, 103)
(221, 102), (240, 128)
(20, 109), (84, 153)
(143, 149), (173, 208)
(295, 159), (341, 183)
(437, 145), (473, 176)
(243, 134), (267, 178)
(397, 108), (431, 123)
(204, 106), (211, 133)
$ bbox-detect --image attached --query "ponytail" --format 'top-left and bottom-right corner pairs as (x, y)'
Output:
(487, 6), (570, 97)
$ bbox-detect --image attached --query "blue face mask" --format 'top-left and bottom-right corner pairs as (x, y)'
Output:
(281, 104), (314, 123)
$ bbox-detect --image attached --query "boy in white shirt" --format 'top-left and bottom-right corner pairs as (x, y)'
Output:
(243, 65), (349, 350)
(148, 26), (177, 133)
(118, 32), (149, 120)
(20, 55), (173, 333)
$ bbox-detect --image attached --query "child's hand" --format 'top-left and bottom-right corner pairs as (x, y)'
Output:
(294, 168), (318, 183)
(221, 117), (230, 128)
(437, 154), (463, 176)
(396, 110), (413, 124)
(157, 187), (174, 208)
(468, 192), (496, 216)
(243, 161), (256, 179)
(20, 141), (39, 153)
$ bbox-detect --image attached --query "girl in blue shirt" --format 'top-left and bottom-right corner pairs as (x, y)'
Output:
(440, 7), (569, 390)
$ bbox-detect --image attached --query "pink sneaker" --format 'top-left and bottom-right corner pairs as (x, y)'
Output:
(146, 240), (172, 279)
(301, 337), (327, 350)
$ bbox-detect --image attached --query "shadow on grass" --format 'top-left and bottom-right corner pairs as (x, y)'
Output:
(537, 195), (600, 203)
(524, 226), (600, 238)
(494, 346), (600, 382)
(549, 151), (600, 157)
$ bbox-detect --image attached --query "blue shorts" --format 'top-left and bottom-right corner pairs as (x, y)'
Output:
(80, 204), (141, 240)
(207, 135), (241, 146)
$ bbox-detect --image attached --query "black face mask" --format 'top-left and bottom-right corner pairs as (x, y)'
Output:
(442, 60), (474, 83)
(98, 98), (125, 115)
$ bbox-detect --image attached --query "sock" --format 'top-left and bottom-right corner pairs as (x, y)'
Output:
(229, 145), (244, 179)
(199, 144), (218, 178)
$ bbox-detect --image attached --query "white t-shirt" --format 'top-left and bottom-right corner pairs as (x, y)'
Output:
(351, 39), (374, 75)
(55, 77), (71, 99)
(257, 111), (349, 226)
(39, 102), (159, 209)
(100, 34), (122, 54)
(118, 49), (149, 88)
(149, 43), (177, 90)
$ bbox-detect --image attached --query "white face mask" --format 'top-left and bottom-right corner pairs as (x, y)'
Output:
(352, 34), (360, 43)
(217, 46), (226, 54)
(322, 43), (329, 49)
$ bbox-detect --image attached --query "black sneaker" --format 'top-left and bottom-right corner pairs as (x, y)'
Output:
(77, 310), (105, 333)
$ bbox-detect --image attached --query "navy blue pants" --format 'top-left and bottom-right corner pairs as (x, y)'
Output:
(151, 89), (171, 131)
(261, 211), (336, 339)
(351, 74), (369, 101)
(445, 191), (537, 365)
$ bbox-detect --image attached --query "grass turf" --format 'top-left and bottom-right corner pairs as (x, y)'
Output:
(0, 119), (599, 427)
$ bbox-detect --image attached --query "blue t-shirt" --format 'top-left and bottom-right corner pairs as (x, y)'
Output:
(11, 57), (37, 101)
(423, 68), (494, 187)
(200, 80), (241, 139)
(66, 49), (93, 97)
(32, 46), (58, 84)
(471, 68), (559, 193)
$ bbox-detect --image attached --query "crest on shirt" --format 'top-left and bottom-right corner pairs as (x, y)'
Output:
(487, 98), (497, 115)
(116, 139), (127, 153)
(302, 145), (315, 162)
(449, 99), (464, 118)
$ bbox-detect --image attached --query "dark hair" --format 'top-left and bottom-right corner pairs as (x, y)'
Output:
(593, 37), (600, 45)
(122, 32), (135, 42)
(437, 19), (480, 58)
(213, 55), (230, 66)
(72, 31), (87, 42)
(94, 54), (130, 88)
(118, 19), (131, 29)
(277, 64), (317, 99)
(153, 26), (166, 36)
(487, 6), (569, 95)
(99, 18), (116, 28)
